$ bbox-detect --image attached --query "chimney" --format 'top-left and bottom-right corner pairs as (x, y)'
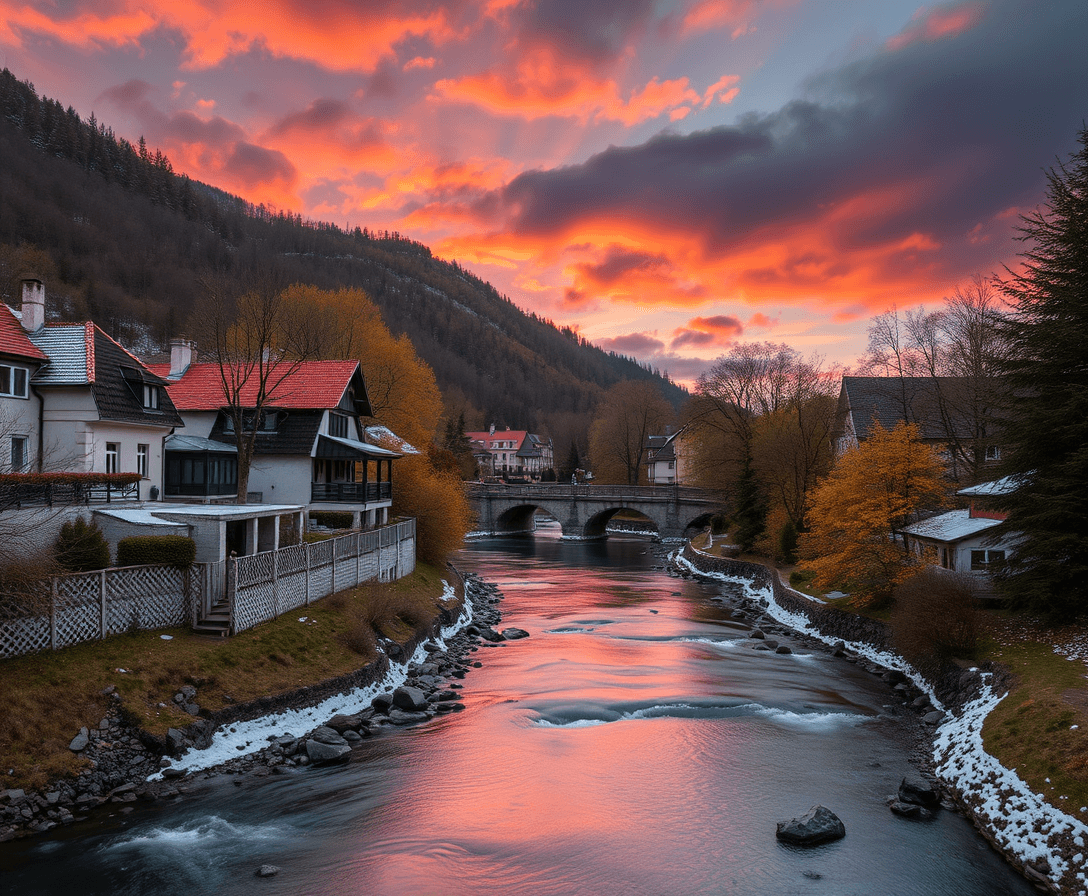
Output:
(489, 422), (495, 436)
(169, 339), (195, 377)
(20, 276), (45, 332)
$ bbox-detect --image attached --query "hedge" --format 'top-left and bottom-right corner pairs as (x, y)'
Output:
(310, 511), (354, 530)
(116, 536), (197, 570)
(55, 517), (111, 572)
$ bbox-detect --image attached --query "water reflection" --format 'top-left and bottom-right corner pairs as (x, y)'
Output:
(0, 534), (1033, 896)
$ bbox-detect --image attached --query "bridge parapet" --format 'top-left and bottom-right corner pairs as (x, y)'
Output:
(465, 482), (727, 539)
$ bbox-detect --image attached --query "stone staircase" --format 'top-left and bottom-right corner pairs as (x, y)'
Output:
(193, 595), (231, 637)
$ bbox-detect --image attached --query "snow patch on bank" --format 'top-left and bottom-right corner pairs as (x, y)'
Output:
(149, 578), (475, 780)
(936, 675), (1088, 894)
(676, 546), (1088, 894)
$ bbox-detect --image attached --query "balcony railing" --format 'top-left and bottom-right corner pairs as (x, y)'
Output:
(310, 481), (392, 503)
(0, 479), (140, 509)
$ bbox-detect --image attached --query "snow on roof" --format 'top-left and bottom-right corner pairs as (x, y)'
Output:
(957, 476), (1019, 498)
(900, 509), (1002, 543)
(319, 433), (401, 458)
(165, 434), (237, 453)
(28, 322), (94, 384)
(366, 425), (420, 454)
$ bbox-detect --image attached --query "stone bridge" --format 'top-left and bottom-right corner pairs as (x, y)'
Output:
(466, 483), (727, 539)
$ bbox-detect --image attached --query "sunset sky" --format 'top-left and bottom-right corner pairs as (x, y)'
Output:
(1, 0), (1085, 382)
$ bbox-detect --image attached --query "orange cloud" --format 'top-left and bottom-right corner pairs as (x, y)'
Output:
(701, 74), (741, 107)
(431, 46), (703, 125)
(886, 2), (985, 52)
(680, 0), (760, 37)
(1, 1), (457, 73)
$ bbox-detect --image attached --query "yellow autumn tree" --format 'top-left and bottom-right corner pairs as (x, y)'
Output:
(278, 284), (472, 562)
(798, 421), (947, 607)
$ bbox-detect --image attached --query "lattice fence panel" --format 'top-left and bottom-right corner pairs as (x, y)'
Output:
(310, 540), (333, 567)
(233, 581), (276, 633)
(105, 567), (187, 634)
(335, 535), (356, 561)
(333, 560), (354, 594)
(278, 544), (306, 576)
(236, 552), (274, 588)
(279, 569), (308, 612)
(0, 616), (50, 658)
(308, 562), (332, 602)
(358, 552), (379, 583)
(54, 575), (102, 649)
(360, 531), (379, 554)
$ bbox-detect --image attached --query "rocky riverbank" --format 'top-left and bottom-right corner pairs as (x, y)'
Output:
(0, 572), (515, 843)
(672, 543), (1087, 896)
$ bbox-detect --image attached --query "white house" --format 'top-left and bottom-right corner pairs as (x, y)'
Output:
(901, 477), (1018, 588)
(645, 427), (686, 485)
(148, 346), (399, 528)
(3, 276), (182, 498)
(467, 426), (554, 481)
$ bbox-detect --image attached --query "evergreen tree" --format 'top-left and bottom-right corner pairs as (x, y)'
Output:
(994, 128), (1088, 618)
(731, 454), (767, 553)
(558, 440), (581, 482)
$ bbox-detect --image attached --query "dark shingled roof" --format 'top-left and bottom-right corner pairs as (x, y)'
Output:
(90, 329), (183, 427)
(208, 409), (323, 455)
(836, 376), (980, 444)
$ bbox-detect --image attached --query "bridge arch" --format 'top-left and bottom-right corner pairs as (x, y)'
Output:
(582, 507), (661, 539)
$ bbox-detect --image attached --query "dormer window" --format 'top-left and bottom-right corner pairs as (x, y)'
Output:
(224, 409), (280, 433)
(143, 384), (159, 409)
(0, 364), (29, 398)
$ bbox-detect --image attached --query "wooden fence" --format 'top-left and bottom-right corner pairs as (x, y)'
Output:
(0, 519), (417, 657)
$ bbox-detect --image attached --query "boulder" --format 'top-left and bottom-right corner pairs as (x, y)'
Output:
(255, 865), (281, 878)
(775, 645), (793, 655)
(898, 777), (940, 807)
(749, 629), (766, 640)
(392, 686), (429, 712)
(889, 799), (932, 820)
(501, 628), (530, 640)
(166, 728), (187, 756)
(304, 731), (351, 766)
(325, 713), (364, 734)
(69, 729), (90, 753)
(371, 693), (395, 713)
(775, 806), (846, 845)
(923, 710), (946, 725)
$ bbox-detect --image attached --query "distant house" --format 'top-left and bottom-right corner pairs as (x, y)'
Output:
(467, 426), (554, 481)
(901, 476), (1019, 588)
(833, 375), (1003, 482)
(148, 343), (399, 528)
(645, 426), (686, 485)
(3, 276), (182, 498)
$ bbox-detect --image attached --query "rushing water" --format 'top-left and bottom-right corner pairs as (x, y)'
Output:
(1, 531), (1033, 896)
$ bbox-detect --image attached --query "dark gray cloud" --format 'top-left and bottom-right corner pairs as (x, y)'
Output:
(487, 0), (1087, 284)
(596, 331), (666, 355)
(224, 141), (297, 187)
(517, 0), (658, 66)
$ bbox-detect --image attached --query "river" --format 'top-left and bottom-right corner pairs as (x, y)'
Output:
(0, 530), (1033, 895)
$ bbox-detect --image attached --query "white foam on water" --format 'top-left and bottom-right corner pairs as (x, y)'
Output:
(150, 579), (474, 780)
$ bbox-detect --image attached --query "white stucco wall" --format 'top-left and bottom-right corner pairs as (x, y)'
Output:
(0, 390), (40, 472)
(247, 455), (313, 505)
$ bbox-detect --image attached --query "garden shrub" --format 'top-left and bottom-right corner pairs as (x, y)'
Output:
(891, 568), (980, 666)
(116, 535), (196, 569)
(310, 511), (354, 530)
(55, 516), (111, 572)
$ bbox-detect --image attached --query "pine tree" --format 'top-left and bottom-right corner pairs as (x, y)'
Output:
(994, 128), (1088, 617)
(731, 454), (767, 552)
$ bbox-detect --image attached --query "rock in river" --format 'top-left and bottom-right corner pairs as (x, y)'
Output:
(305, 727), (351, 766)
(776, 806), (846, 845)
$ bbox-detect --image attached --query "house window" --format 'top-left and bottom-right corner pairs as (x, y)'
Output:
(10, 436), (28, 471)
(143, 384), (159, 409)
(224, 409), (279, 433)
(970, 549), (1006, 571)
(137, 444), (149, 478)
(0, 364), (29, 398)
(329, 413), (349, 439)
(985, 445), (1001, 461)
(105, 442), (119, 474)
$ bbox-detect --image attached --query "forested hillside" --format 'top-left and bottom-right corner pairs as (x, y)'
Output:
(0, 69), (685, 436)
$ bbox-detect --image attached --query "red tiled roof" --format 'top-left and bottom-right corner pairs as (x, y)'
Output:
(0, 305), (48, 361)
(148, 360), (361, 410)
(466, 430), (528, 449)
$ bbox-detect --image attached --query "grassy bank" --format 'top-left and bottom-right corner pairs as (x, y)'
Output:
(781, 557), (1088, 826)
(0, 563), (460, 792)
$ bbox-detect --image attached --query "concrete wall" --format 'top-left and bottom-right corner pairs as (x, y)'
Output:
(247, 455), (311, 505)
(93, 513), (189, 562)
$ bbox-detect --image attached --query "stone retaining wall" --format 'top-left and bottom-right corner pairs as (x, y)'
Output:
(678, 544), (1007, 714)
